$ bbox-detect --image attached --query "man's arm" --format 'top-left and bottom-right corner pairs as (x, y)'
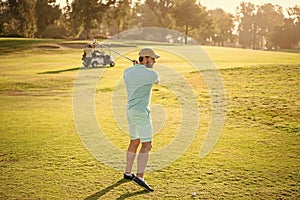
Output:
(153, 71), (159, 84)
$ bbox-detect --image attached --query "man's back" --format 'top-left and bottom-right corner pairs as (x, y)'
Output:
(124, 64), (159, 111)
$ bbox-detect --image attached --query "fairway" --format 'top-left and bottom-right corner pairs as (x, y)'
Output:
(0, 38), (299, 199)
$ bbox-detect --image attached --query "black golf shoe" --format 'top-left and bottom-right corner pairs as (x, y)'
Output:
(133, 177), (154, 192)
(123, 173), (135, 180)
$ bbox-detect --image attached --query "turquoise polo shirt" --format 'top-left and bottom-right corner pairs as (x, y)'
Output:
(124, 64), (159, 112)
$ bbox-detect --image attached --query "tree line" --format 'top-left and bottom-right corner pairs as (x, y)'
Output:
(0, 0), (299, 49)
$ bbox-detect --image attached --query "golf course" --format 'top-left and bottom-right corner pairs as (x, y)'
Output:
(0, 37), (299, 199)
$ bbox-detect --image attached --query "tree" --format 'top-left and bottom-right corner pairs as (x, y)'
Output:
(271, 5), (300, 49)
(208, 8), (234, 46)
(35, 0), (61, 37)
(60, 0), (72, 37)
(287, 5), (300, 44)
(237, 2), (286, 49)
(144, 0), (175, 28)
(18, 0), (36, 37)
(174, 0), (209, 44)
(137, 2), (159, 27)
(271, 19), (296, 49)
(1, 0), (37, 37)
(0, 1), (10, 35)
(105, 0), (134, 35)
(256, 3), (284, 49)
(236, 2), (256, 48)
(70, 0), (116, 39)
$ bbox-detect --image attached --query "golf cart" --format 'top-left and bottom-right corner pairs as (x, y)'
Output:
(82, 40), (115, 68)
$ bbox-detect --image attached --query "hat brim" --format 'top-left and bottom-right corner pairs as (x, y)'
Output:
(153, 54), (160, 59)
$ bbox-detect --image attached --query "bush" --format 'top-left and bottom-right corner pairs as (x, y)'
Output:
(42, 24), (66, 39)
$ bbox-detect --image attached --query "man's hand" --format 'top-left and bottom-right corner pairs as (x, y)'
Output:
(132, 60), (138, 65)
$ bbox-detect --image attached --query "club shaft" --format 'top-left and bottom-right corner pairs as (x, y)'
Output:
(97, 43), (134, 62)
(110, 48), (134, 62)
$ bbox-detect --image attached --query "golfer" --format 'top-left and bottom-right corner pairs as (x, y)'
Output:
(83, 44), (94, 66)
(123, 48), (160, 192)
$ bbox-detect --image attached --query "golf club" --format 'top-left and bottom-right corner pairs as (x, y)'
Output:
(103, 44), (135, 62)
(93, 40), (137, 63)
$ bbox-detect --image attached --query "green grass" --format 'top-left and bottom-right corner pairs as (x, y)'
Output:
(0, 38), (299, 199)
(203, 46), (300, 68)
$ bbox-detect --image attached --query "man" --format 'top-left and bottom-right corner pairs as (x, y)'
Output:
(82, 44), (94, 67)
(123, 48), (160, 192)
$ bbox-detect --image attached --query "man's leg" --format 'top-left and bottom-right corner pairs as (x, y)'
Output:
(125, 139), (140, 175)
(133, 141), (154, 192)
(87, 57), (92, 66)
(136, 141), (152, 179)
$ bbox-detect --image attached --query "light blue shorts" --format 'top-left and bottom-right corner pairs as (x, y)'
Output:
(126, 109), (153, 142)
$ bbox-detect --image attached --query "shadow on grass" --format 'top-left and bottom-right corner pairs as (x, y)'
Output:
(38, 66), (114, 74)
(84, 179), (149, 200)
(38, 67), (80, 74)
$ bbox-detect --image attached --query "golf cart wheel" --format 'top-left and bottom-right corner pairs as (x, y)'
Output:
(92, 61), (98, 68)
(110, 62), (115, 67)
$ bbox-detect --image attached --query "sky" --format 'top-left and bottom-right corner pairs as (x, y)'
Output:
(200, 0), (299, 15)
(56, 0), (299, 15)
